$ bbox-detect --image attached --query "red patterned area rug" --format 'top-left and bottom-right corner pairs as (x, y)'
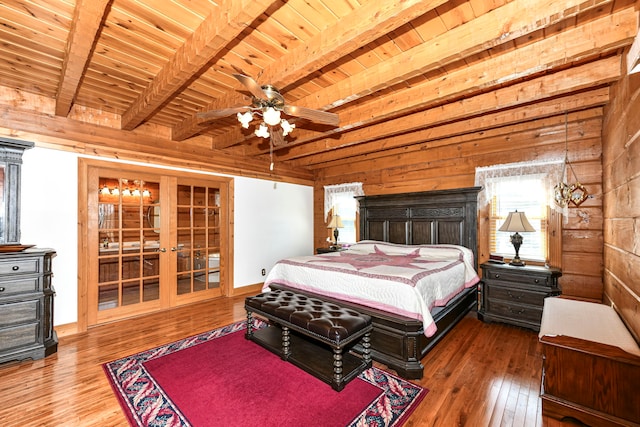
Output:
(103, 320), (427, 427)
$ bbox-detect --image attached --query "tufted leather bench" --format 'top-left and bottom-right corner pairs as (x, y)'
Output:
(245, 289), (372, 391)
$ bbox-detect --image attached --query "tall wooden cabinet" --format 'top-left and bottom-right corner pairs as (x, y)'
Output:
(0, 137), (57, 363)
(0, 248), (57, 363)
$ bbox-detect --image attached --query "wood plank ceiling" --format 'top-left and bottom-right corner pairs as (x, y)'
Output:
(0, 0), (638, 174)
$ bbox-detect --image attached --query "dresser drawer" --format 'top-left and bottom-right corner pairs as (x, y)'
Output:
(0, 323), (39, 352)
(0, 257), (40, 275)
(0, 277), (40, 296)
(486, 284), (547, 306)
(0, 298), (40, 327)
(486, 299), (543, 325)
(483, 269), (550, 287)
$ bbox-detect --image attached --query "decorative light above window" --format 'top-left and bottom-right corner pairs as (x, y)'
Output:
(554, 112), (588, 208)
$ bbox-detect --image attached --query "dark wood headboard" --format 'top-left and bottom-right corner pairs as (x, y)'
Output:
(356, 187), (481, 268)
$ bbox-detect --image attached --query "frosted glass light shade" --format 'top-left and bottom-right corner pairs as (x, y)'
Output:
(263, 107), (281, 126)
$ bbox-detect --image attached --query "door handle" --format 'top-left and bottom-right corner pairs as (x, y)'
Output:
(170, 247), (178, 252)
(158, 247), (167, 253)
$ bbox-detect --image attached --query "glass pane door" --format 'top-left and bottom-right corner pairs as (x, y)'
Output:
(175, 182), (222, 302)
(84, 160), (230, 327)
(97, 177), (161, 315)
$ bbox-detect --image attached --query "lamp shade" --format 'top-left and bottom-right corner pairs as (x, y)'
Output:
(262, 107), (281, 126)
(327, 215), (343, 228)
(498, 210), (535, 232)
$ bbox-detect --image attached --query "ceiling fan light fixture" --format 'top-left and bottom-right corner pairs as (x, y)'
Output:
(237, 111), (253, 128)
(263, 107), (281, 126)
(254, 123), (270, 138)
(281, 119), (295, 136)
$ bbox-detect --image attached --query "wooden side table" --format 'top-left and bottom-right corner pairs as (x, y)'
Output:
(478, 262), (561, 331)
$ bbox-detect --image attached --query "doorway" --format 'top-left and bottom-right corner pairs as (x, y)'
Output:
(78, 159), (232, 329)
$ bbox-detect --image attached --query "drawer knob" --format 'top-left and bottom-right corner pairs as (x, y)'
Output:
(12, 265), (19, 271)
(507, 291), (522, 300)
(508, 307), (525, 315)
(534, 279), (539, 284)
(0, 287), (4, 292)
(494, 274), (500, 279)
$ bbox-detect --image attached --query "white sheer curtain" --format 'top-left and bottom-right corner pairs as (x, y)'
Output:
(474, 159), (566, 215)
(323, 182), (364, 221)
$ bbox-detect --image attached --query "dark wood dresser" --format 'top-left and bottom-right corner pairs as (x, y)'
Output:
(478, 262), (561, 331)
(0, 248), (57, 363)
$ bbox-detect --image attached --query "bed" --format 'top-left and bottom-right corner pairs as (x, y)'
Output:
(266, 186), (481, 379)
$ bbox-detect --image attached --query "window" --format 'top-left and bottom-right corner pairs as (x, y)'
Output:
(475, 159), (565, 266)
(490, 176), (547, 261)
(331, 193), (357, 243)
(324, 182), (364, 245)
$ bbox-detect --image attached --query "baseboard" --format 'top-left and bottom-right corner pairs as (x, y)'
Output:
(55, 322), (79, 338)
(230, 283), (263, 296)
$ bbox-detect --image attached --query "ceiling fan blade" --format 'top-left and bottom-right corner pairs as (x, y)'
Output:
(283, 105), (339, 126)
(233, 73), (268, 100)
(196, 106), (248, 122)
(269, 126), (286, 147)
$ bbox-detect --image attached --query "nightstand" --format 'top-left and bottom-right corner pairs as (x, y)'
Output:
(316, 247), (346, 254)
(478, 262), (561, 331)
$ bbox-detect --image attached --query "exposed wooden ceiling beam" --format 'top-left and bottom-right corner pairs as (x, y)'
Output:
(0, 101), (312, 182)
(170, 0), (449, 141)
(315, 109), (604, 180)
(247, 7), (634, 160)
(306, 90), (609, 170)
(55, 0), (112, 117)
(210, 0), (618, 150)
(120, 0), (280, 131)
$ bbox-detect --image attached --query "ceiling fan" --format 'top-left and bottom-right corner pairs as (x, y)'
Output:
(196, 74), (339, 147)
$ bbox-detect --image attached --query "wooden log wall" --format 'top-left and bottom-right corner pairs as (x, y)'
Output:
(313, 109), (605, 301)
(602, 60), (640, 341)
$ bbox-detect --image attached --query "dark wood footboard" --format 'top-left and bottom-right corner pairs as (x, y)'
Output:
(269, 283), (477, 379)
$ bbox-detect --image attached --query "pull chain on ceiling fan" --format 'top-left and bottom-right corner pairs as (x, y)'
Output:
(197, 74), (339, 170)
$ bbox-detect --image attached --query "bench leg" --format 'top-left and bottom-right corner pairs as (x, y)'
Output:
(333, 347), (344, 388)
(362, 332), (371, 365)
(245, 310), (254, 339)
(281, 326), (291, 360)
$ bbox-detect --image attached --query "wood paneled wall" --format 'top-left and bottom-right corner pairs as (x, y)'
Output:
(602, 61), (640, 342)
(314, 110), (605, 301)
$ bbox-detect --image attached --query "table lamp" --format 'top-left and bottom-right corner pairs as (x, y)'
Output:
(327, 215), (343, 247)
(498, 210), (535, 266)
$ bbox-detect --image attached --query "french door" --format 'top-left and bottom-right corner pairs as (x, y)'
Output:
(80, 160), (231, 327)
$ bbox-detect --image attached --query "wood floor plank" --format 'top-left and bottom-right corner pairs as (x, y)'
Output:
(0, 295), (578, 426)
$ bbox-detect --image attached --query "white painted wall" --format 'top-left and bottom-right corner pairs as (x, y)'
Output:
(21, 148), (78, 326)
(234, 178), (313, 287)
(20, 147), (313, 326)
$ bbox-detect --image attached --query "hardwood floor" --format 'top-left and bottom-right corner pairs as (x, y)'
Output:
(0, 295), (580, 426)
